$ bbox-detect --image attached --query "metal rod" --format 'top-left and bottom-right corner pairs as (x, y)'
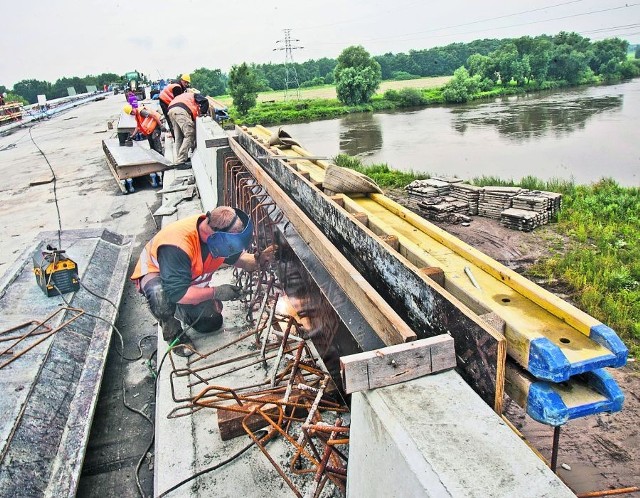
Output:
(576, 487), (640, 498)
(550, 425), (561, 473)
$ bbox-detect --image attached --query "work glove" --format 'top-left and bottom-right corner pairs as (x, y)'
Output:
(213, 284), (242, 301)
(255, 244), (278, 268)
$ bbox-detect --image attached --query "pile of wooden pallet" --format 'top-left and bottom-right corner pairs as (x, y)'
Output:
(405, 179), (562, 231)
(478, 186), (523, 219)
(449, 183), (483, 215)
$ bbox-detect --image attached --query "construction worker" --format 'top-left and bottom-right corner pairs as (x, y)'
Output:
(158, 73), (191, 136)
(130, 206), (276, 357)
(167, 91), (209, 169)
(123, 103), (167, 155)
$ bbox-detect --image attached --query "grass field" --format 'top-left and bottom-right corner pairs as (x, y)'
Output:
(215, 76), (452, 106)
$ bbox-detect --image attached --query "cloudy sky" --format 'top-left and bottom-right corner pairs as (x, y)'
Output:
(2, 0), (638, 87)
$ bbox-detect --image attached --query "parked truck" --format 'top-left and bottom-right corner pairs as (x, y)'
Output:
(124, 70), (146, 101)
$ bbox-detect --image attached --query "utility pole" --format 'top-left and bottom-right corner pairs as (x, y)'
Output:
(273, 29), (303, 100)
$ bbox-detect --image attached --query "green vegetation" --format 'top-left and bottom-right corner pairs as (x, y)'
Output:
(334, 46), (382, 106)
(334, 154), (428, 188)
(228, 63), (261, 115)
(442, 33), (640, 103)
(335, 155), (640, 357)
(191, 67), (227, 97)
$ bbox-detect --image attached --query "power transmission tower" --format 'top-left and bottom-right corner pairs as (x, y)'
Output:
(273, 29), (303, 100)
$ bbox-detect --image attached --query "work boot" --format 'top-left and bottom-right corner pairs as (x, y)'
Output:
(174, 161), (192, 170)
(169, 334), (195, 358)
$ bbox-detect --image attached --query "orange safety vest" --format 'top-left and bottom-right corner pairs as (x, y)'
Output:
(159, 83), (182, 105)
(168, 92), (200, 120)
(133, 107), (161, 136)
(130, 214), (225, 285)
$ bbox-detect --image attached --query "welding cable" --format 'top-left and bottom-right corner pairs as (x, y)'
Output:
(157, 430), (268, 498)
(52, 282), (156, 498)
(29, 128), (63, 249)
(77, 279), (155, 361)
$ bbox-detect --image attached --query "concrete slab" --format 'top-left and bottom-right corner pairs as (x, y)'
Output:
(0, 228), (132, 497)
(347, 370), (575, 497)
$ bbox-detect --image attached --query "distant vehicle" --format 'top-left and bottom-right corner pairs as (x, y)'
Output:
(124, 71), (147, 101)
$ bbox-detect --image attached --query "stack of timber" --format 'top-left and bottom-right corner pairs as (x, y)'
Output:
(241, 124), (627, 428)
(417, 195), (471, 222)
(512, 190), (562, 217)
(478, 186), (523, 219)
(500, 208), (546, 232)
(449, 183), (482, 215)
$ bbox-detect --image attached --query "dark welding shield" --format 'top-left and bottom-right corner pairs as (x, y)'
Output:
(206, 208), (253, 258)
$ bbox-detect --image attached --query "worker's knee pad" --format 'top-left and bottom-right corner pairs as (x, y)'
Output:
(142, 278), (176, 322)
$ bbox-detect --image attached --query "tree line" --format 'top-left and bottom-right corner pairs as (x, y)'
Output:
(3, 32), (637, 107)
(442, 32), (638, 103)
(1, 73), (120, 105)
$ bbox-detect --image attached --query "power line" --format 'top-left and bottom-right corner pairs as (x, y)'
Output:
(318, 3), (640, 47)
(273, 28), (303, 100)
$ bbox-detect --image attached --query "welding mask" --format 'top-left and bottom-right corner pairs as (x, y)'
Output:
(206, 208), (253, 258)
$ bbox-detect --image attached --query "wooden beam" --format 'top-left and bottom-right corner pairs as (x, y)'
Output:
(235, 128), (506, 412)
(340, 335), (456, 394)
(419, 267), (445, 287)
(228, 138), (417, 345)
(204, 137), (229, 148)
(381, 235), (399, 252)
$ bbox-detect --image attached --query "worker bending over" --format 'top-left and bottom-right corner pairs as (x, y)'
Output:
(158, 73), (190, 136)
(123, 103), (167, 155)
(130, 206), (276, 357)
(167, 91), (209, 169)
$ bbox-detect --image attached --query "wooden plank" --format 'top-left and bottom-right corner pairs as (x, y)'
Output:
(228, 138), (416, 346)
(235, 128), (506, 412)
(204, 137), (229, 148)
(340, 335), (456, 394)
(419, 267), (445, 287)
(381, 235), (399, 252)
(352, 212), (368, 226)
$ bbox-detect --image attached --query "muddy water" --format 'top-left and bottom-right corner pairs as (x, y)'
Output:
(279, 78), (640, 187)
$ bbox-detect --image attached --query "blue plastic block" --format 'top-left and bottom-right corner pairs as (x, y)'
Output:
(528, 337), (618, 383)
(528, 337), (570, 382)
(590, 324), (628, 367)
(526, 369), (624, 426)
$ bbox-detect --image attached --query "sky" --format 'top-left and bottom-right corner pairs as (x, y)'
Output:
(1, 0), (639, 87)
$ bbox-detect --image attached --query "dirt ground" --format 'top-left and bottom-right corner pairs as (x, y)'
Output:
(390, 192), (640, 497)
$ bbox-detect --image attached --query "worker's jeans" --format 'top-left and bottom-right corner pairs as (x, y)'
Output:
(167, 107), (195, 164)
(141, 276), (223, 342)
(160, 100), (173, 136)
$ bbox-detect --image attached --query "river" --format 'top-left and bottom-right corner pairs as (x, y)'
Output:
(275, 78), (640, 187)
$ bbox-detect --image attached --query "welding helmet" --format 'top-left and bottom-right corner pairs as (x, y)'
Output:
(206, 208), (253, 258)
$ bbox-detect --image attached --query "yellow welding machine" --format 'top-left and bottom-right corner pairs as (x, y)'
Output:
(32, 245), (80, 297)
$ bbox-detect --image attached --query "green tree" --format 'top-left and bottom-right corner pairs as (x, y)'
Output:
(467, 53), (495, 81)
(228, 63), (260, 115)
(191, 67), (227, 96)
(590, 38), (628, 81)
(13, 79), (52, 104)
(334, 45), (382, 105)
(442, 66), (480, 103)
